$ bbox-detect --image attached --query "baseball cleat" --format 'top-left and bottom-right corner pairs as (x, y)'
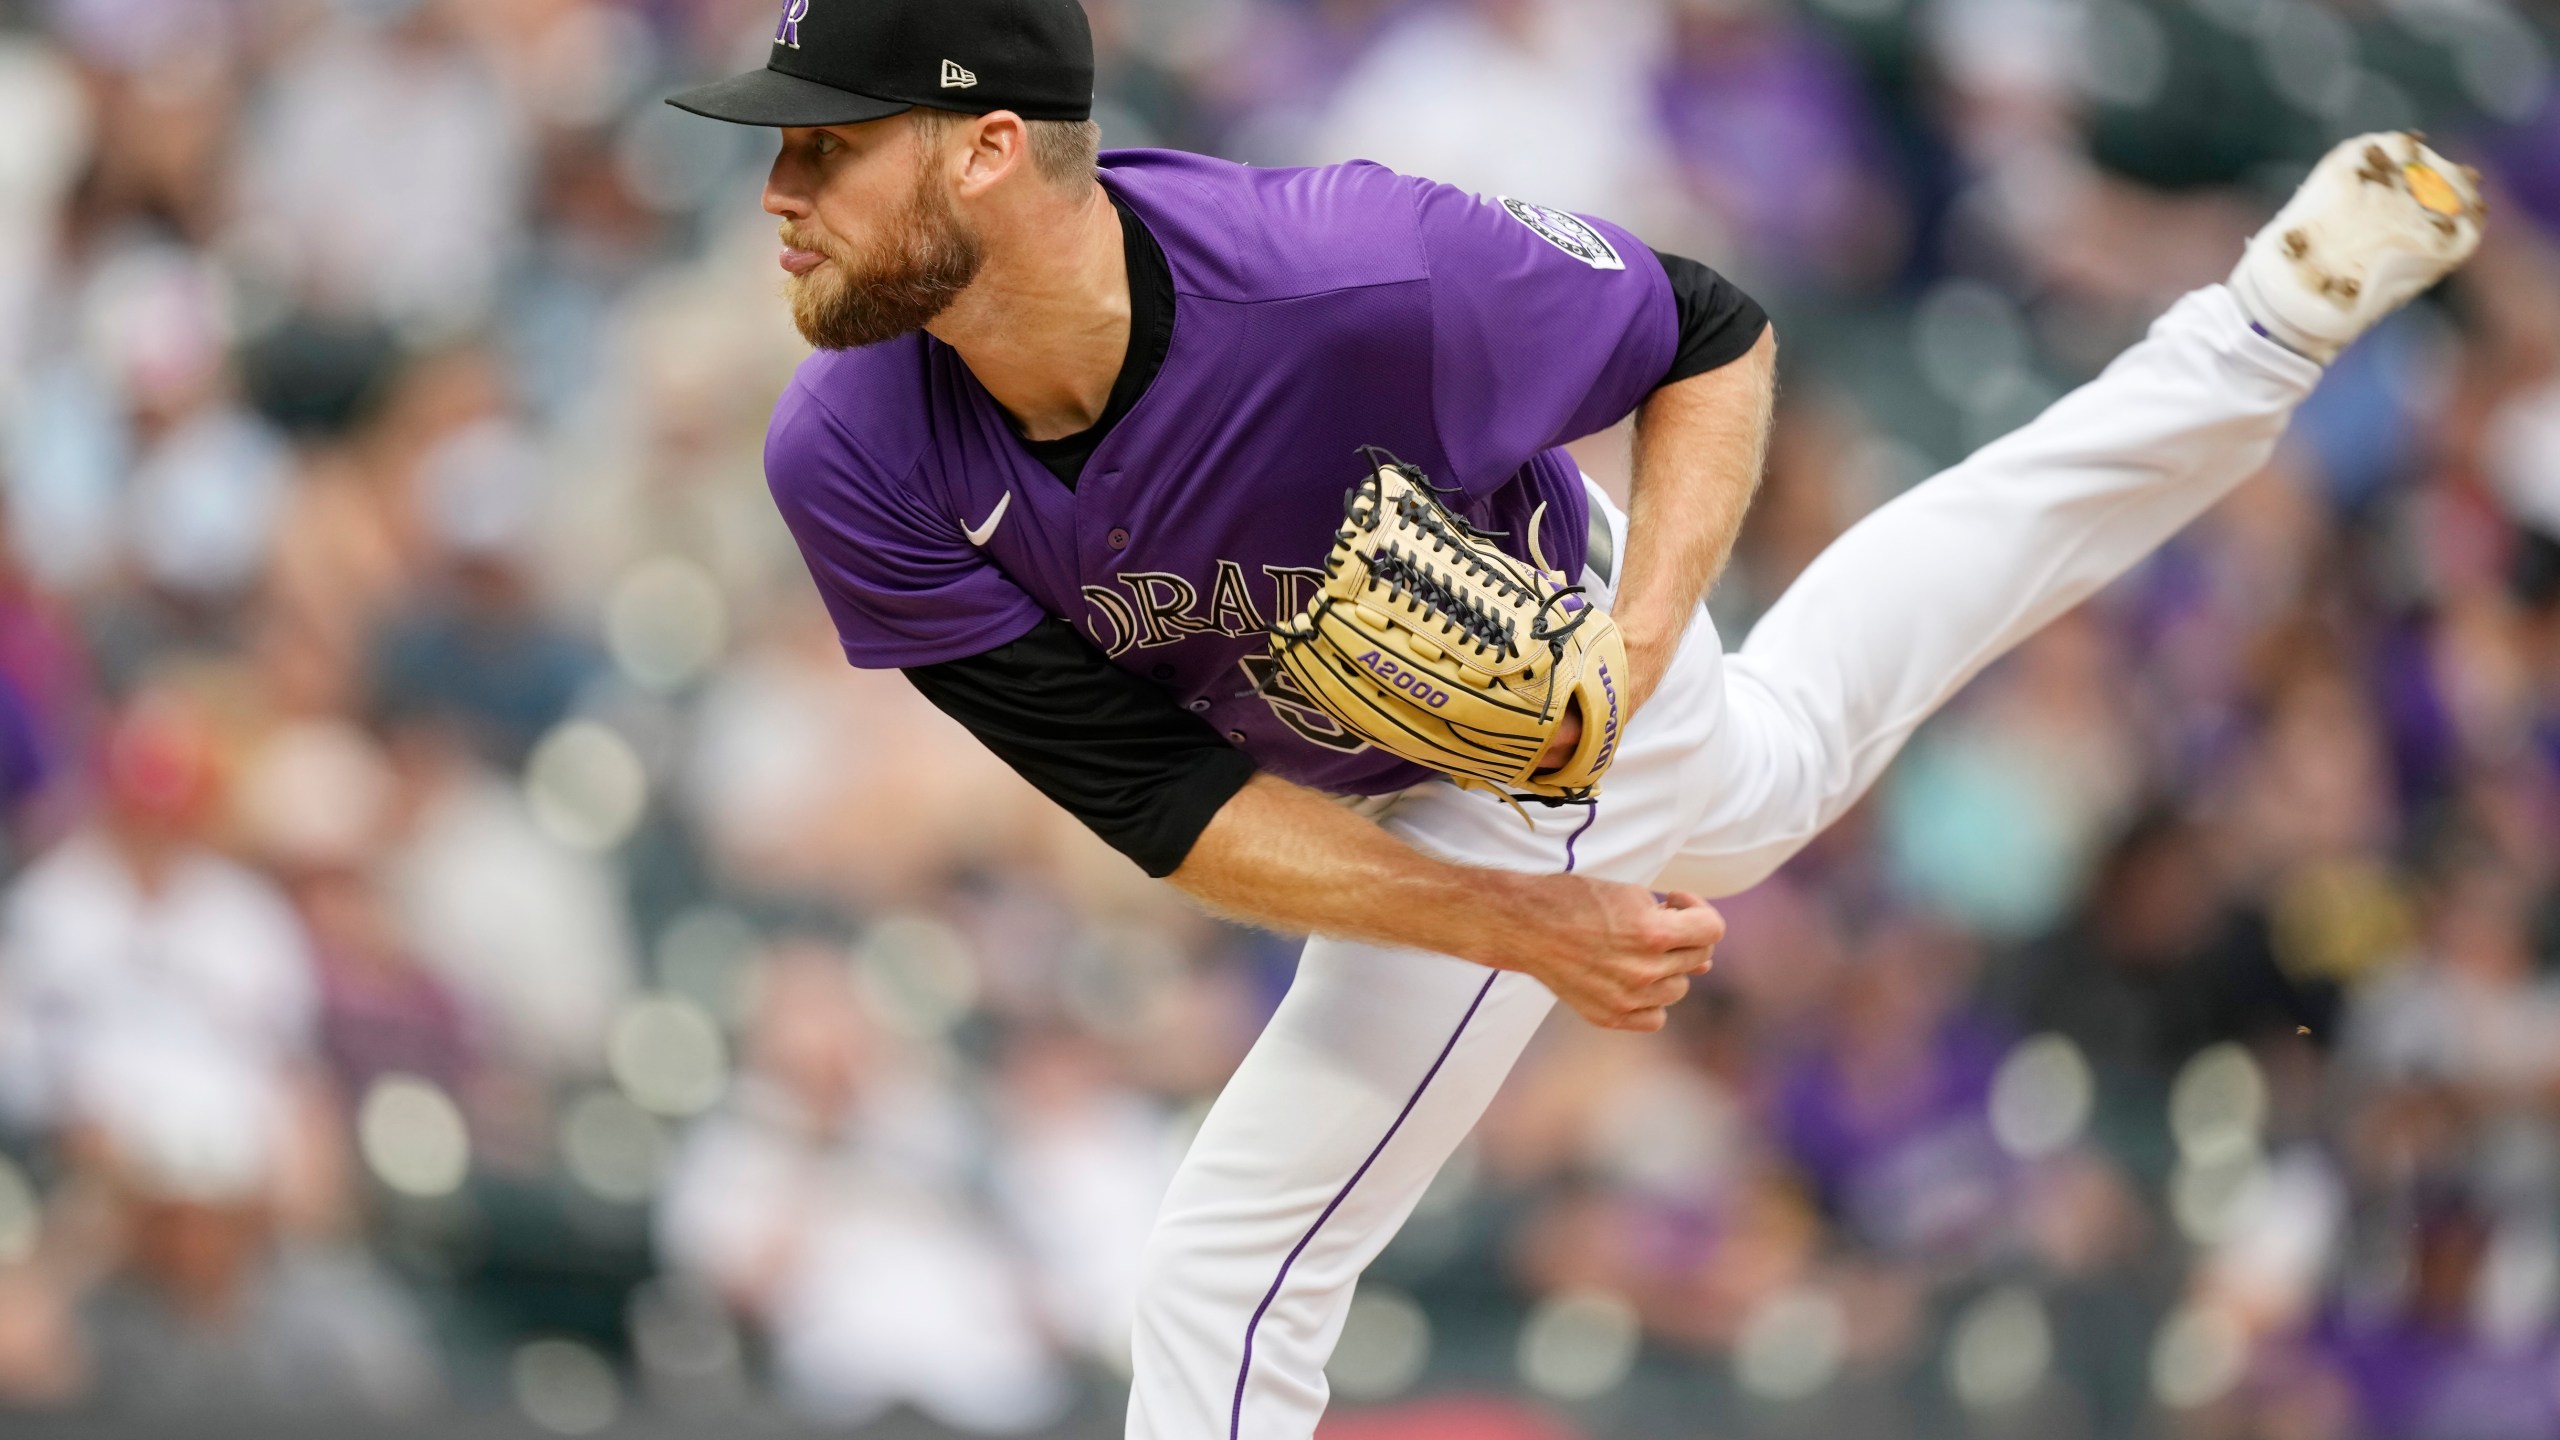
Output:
(2229, 131), (2486, 364)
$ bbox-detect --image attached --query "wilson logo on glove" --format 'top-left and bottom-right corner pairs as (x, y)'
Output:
(1267, 451), (1629, 813)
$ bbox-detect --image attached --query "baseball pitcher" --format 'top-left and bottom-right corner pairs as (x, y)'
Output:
(668, 1), (2484, 1434)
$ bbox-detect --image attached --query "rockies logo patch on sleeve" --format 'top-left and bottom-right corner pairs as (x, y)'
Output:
(1498, 197), (1625, 271)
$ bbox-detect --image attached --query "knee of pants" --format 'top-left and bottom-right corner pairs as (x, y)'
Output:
(1665, 663), (1869, 895)
(1128, 1209), (1239, 1369)
(1738, 663), (1868, 814)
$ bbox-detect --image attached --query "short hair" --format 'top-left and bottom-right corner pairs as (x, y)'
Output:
(911, 108), (1100, 188)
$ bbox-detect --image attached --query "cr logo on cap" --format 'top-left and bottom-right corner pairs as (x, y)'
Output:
(775, 0), (809, 49)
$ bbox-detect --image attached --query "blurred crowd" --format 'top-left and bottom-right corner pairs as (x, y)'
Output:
(0, 0), (2554, 1436)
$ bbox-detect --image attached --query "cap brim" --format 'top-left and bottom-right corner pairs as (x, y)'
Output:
(665, 68), (913, 127)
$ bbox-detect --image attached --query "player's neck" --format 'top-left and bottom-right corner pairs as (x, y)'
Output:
(928, 181), (1129, 443)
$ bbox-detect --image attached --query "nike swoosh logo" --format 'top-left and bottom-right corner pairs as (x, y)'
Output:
(964, 491), (1012, 547)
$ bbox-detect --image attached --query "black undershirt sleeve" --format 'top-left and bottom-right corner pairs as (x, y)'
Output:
(1650, 248), (1771, 388)
(905, 618), (1258, 879)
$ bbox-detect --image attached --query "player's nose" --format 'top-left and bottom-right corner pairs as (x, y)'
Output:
(762, 182), (811, 222)
(761, 158), (814, 221)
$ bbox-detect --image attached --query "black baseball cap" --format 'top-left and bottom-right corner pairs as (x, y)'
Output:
(668, 0), (1093, 129)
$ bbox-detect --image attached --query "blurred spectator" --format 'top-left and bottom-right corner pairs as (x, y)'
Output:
(989, 1026), (1179, 1368)
(233, 0), (529, 338)
(76, 242), (296, 686)
(659, 942), (1070, 1432)
(0, 36), (86, 418)
(369, 360), (599, 771)
(62, 1032), (438, 1417)
(1770, 919), (2012, 1260)
(0, 694), (315, 1133)
(681, 614), (1076, 905)
(1884, 615), (2142, 939)
(1492, 1013), (1819, 1352)
(104, 245), (288, 606)
(2008, 807), (2321, 1085)
(2314, 1188), (2560, 1440)
(238, 718), (486, 1103)
(1302, 0), (1674, 221)
(0, 505), (91, 861)
(1652, 0), (1907, 289)
(2342, 856), (2560, 1101)
(382, 725), (635, 1080)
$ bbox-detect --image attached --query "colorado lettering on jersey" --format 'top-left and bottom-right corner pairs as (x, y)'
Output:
(1080, 563), (1328, 657)
(1073, 561), (1375, 754)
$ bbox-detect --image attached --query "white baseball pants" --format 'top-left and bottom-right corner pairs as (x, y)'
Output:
(1126, 286), (2322, 1439)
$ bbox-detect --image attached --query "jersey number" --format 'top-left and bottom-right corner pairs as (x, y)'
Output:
(1237, 656), (1370, 754)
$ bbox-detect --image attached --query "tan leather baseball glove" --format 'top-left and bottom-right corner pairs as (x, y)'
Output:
(1268, 453), (1630, 809)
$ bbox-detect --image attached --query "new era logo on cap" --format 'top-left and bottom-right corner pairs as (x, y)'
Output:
(669, 0), (1093, 128)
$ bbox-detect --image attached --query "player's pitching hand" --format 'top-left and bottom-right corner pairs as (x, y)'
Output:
(1501, 876), (1722, 1032)
(1535, 699), (1584, 774)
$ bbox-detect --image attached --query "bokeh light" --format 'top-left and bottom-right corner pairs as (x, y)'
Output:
(1989, 1033), (2096, 1159)
(629, 1278), (748, 1408)
(654, 905), (765, 1026)
(1329, 1285), (1432, 1402)
(1947, 1286), (2053, 1412)
(855, 913), (982, 1039)
(2170, 1044), (2268, 1165)
(524, 720), (650, 853)
(357, 1075), (471, 1200)
(512, 1337), (622, 1436)
(2172, 1150), (2269, 1247)
(1516, 1289), (1641, 1401)
(559, 1089), (670, 1206)
(607, 994), (728, 1118)
(606, 557), (729, 693)
(2151, 1303), (2249, 1410)
(1733, 1286), (1848, 1403)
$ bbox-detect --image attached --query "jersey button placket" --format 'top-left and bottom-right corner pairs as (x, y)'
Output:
(1107, 527), (1130, 550)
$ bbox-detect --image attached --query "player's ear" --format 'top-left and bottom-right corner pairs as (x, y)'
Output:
(954, 110), (1030, 197)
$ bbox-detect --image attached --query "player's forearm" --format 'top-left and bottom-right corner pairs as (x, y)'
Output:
(1613, 327), (1779, 709)
(1170, 774), (1726, 1030)
(1168, 773), (1541, 964)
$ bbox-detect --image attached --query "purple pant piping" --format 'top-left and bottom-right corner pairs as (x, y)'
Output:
(1225, 803), (1601, 1440)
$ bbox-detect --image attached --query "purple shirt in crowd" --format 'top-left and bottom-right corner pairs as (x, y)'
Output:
(763, 149), (1676, 796)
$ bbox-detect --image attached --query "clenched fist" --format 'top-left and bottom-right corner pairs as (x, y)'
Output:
(1481, 873), (1723, 1032)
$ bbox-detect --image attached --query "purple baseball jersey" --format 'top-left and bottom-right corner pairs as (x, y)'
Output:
(765, 149), (1677, 796)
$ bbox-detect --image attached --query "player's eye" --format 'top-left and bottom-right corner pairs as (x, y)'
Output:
(813, 132), (841, 157)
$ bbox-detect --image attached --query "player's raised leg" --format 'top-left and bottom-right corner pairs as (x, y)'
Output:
(1666, 132), (2483, 896)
